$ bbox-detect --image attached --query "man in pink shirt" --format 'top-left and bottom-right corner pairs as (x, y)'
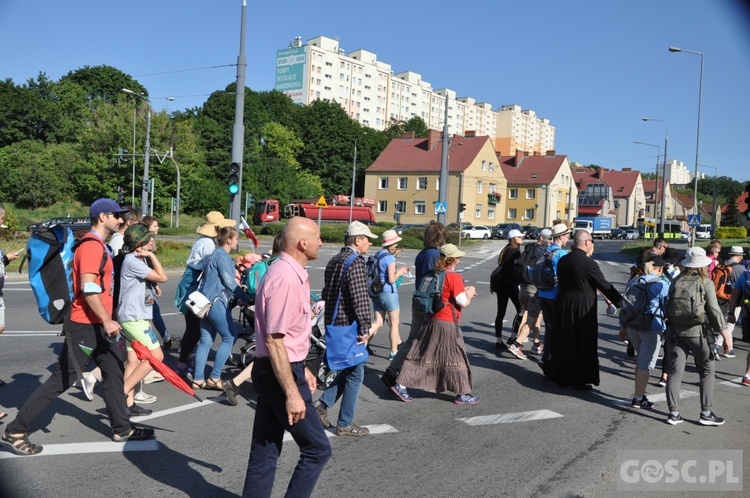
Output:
(243, 217), (331, 498)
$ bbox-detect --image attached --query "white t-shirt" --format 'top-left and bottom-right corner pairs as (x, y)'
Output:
(109, 232), (125, 256)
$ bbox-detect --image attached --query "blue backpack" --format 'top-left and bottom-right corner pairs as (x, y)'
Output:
(23, 225), (107, 324)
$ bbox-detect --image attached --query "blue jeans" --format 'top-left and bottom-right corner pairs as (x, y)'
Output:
(151, 300), (170, 340)
(318, 362), (364, 427)
(194, 301), (236, 381)
(244, 358), (332, 498)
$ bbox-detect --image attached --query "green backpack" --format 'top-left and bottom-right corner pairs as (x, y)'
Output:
(666, 274), (706, 327)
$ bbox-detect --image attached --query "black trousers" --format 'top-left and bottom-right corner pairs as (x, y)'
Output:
(494, 290), (521, 340)
(178, 311), (202, 364)
(8, 318), (131, 436)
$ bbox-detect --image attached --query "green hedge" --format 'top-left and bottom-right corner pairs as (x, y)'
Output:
(715, 226), (748, 239)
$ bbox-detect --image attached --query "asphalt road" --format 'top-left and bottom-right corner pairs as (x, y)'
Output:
(0, 238), (748, 497)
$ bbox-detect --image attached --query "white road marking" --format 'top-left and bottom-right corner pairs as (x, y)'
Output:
(611, 390), (698, 405)
(719, 377), (747, 387)
(0, 440), (159, 459)
(130, 396), (225, 422)
(0, 332), (61, 336)
(457, 409), (563, 426)
(282, 423), (398, 441)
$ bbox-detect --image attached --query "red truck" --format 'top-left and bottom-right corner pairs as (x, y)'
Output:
(253, 197), (376, 225)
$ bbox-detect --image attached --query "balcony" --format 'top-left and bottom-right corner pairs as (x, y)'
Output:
(487, 193), (502, 205)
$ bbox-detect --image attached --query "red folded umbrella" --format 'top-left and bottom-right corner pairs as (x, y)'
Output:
(130, 340), (203, 402)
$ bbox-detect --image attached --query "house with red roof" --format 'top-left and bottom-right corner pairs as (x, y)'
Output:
(364, 130), (506, 225)
(572, 168), (646, 227)
(498, 151), (577, 227)
(641, 178), (675, 225)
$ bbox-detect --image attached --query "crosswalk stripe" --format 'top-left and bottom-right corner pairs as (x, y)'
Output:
(0, 440), (159, 459)
(719, 377), (747, 387)
(611, 390), (698, 405)
(282, 423), (398, 441)
(457, 409), (563, 426)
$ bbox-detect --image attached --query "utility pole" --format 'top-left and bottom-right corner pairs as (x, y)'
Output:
(437, 96), (450, 225)
(229, 0), (247, 222)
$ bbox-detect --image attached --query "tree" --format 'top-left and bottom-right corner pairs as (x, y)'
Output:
(404, 116), (429, 138)
(61, 65), (146, 104)
(722, 196), (744, 227)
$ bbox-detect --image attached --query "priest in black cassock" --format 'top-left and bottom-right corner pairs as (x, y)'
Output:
(552, 229), (622, 389)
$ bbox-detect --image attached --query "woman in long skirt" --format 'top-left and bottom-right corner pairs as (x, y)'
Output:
(396, 244), (480, 405)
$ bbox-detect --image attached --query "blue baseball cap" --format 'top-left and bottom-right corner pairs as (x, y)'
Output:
(89, 198), (127, 218)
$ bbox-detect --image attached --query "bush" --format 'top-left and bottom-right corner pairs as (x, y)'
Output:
(716, 226), (748, 239)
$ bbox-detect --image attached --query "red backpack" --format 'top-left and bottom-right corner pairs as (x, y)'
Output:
(712, 264), (733, 301)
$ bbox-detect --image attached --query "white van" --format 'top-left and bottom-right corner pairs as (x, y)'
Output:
(695, 224), (712, 239)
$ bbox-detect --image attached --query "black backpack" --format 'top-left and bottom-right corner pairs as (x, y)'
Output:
(531, 248), (560, 290)
(366, 252), (388, 297)
(512, 243), (539, 285)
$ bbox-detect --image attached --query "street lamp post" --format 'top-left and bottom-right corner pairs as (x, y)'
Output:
(633, 141), (661, 229)
(642, 118), (669, 238)
(122, 88), (151, 216)
(669, 46), (704, 246)
(349, 134), (365, 224)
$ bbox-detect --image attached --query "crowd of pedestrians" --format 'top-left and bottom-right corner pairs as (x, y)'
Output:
(2, 204), (749, 498)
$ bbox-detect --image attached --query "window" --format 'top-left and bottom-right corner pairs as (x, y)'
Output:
(414, 201), (426, 215)
(475, 204), (482, 218)
(509, 189), (518, 199)
(379, 177), (389, 189)
(395, 201), (406, 213)
(482, 160), (487, 171)
(525, 208), (535, 219)
(398, 177), (407, 190)
(526, 188), (536, 200)
(489, 183), (497, 194)
(435, 178), (440, 190)
(378, 200), (387, 213)
(508, 208), (517, 219)
(489, 162), (495, 172)
(558, 192), (562, 202)
(488, 207), (495, 220)
(417, 177), (427, 190)
(476, 181), (483, 194)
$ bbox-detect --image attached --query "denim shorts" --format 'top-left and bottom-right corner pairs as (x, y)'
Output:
(373, 291), (400, 312)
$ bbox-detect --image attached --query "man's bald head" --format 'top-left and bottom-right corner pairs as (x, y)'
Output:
(281, 217), (322, 263)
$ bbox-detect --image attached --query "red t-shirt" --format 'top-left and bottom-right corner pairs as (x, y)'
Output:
(432, 271), (466, 323)
(70, 235), (114, 324)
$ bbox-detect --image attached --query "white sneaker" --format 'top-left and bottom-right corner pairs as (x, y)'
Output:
(81, 372), (96, 401)
(134, 391), (158, 404)
(507, 344), (527, 360)
(143, 371), (165, 384)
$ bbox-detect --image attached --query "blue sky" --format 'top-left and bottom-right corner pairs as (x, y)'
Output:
(2, 0), (748, 184)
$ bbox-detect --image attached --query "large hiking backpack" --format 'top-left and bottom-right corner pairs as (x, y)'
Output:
(665, 274), (706, 327)
(513, 243), (540, 285)
(530, 248), (560, 290)
(24, 226), (107, 324)
(413, 270), (447, 315)
(245, 256), (278, 300)
(620, 277), (662, 330)
(712, 263), (734, 302)
(366, 252), (387, 297)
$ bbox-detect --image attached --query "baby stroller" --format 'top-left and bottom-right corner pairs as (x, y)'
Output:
(230, 292), (336, 389)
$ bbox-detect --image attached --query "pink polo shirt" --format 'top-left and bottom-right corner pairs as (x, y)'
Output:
(254, 252), (312, 363)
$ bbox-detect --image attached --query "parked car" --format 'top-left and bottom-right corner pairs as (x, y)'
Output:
(623, 228), (639, 240)
(27, 217), (91, 233)
(695, 224), (713, 239)
(680, 230), (690, 239)
(461, 225), (492, 239)
(610, 227), (626, 239)
(521, 226), (540, 239)
(446, 222), (472, 232)
(493, 223), (522, 239)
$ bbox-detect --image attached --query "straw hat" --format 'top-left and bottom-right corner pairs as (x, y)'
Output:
(550, 223), (570, 237)
(728, 246), (745, 256)
(681, 247), (712, 268)
(345, 221), (377, 238)
(196, 211), (236, 237)
(381, 229), (403, 247)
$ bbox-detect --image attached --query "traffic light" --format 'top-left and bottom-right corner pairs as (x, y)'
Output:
(117, 186), (125, 204)
(459, 202), (466, 212)
(228, 162), (240, 195)
(743, 188), (750, 220)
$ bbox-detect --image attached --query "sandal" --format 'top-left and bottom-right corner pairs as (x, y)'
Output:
(204, 378), (223, 391)
(1, 430), (43, 455)
(111, 425), (155, 442)
(191, 381), (206, 390)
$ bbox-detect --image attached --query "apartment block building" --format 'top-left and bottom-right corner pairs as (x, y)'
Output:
(494, 105), (556, 156)
(275, 36), (544, 150)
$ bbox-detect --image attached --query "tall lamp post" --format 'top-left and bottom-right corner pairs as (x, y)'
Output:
(633, 141), (661, 230)
(669, 46), (704, 246)
(122, 88), (151, 216)
(642, 118), (669, 238)
(349, 133), (365, 224)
